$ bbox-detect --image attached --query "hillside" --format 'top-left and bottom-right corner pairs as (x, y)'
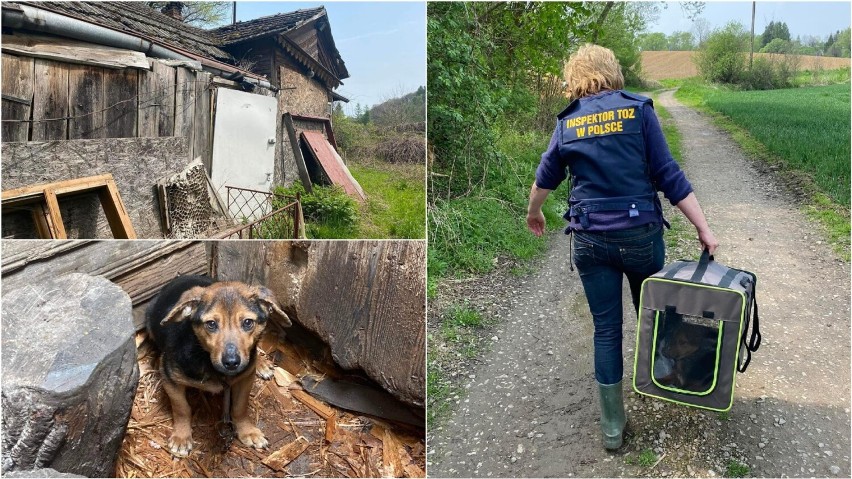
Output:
(641, 50), (851, 80)
(367, 87), (426, 126)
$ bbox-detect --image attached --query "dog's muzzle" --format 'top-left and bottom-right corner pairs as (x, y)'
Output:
(221, 343), (242, 373)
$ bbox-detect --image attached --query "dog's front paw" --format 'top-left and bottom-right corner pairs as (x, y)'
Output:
(168, 432), (193, 457)
(237, 426), (269, 449)
(256, 356), (274, 380)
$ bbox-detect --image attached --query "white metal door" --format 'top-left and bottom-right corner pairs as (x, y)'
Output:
(210, 88), (277, 220)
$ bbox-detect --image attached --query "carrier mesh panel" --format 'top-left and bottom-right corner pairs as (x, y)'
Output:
(652, 311), (721, 394)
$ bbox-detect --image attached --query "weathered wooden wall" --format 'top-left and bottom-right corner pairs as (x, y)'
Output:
(2, 137), (190, 238)
(0, 53), (213, 165)
(1, 240), (207, 330)
(213, 240), (426, 407)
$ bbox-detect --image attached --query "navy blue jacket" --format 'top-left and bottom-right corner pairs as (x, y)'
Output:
(535, 90), (692, 231)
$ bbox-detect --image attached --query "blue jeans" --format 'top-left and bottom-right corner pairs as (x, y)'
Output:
(573, 224), (665, 385)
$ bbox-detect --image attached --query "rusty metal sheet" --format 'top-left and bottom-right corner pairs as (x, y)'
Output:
(300, 130), (366, 202)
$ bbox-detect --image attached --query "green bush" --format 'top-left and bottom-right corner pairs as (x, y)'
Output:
(695, 22), (749, 84)
(274, 181), (358, 232)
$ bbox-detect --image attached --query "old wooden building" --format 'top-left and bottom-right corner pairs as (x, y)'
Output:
(1, 1), (359, 239)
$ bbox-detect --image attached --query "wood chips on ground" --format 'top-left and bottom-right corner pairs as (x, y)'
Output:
(115, 330), (425, 478)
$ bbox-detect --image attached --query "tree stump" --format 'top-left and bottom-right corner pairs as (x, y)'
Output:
(1, 273), (139, 477)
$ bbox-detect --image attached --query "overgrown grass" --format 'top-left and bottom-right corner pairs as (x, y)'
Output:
(428, 129), (570, 279)
(348, 161), (426, 239)
(675, 81), (850, 259)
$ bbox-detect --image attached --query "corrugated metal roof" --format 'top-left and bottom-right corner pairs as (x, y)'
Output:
(300, 130), (366, 202)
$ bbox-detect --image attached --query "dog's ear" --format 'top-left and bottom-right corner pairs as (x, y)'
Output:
(160, 286), (207, 325)
(251, 286), (291, 327)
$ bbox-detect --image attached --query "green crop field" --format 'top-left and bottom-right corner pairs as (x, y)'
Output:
(679, 83), (851, 207)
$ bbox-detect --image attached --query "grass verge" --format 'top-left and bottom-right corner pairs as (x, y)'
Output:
(348, 161), (426, 239)
(427, 303), (492, 428)
(675, 80), (850, 260)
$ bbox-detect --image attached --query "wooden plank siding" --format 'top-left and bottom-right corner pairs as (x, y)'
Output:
(68, 65), (105, 139)
(1, 53), (35, 142)
(31, 59), (69, 141)
(103, 69), (138, 138)
(2, 55), (214, 169)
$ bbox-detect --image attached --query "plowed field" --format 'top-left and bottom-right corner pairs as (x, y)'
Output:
(641, 50), (851, 80)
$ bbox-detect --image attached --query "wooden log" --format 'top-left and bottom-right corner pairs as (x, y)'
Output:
(103, 68), (137, 138)
(1, 33), (149, 70)
(67, 64), (104, 139)
(31, 59), (69, 141)
(1, 273), (138, 477)
(1, 53), (35, 142)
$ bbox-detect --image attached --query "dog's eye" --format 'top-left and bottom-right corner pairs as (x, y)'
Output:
(205, 321), (218, 332)
(242, 318), (254, 331)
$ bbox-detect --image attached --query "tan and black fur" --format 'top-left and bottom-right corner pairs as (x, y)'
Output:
(146, 275), (290, 457)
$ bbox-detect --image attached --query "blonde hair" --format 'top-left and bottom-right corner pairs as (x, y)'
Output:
(564, 44), (624, 100)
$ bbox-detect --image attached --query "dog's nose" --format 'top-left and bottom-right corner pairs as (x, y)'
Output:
(222, 344), (241, 371)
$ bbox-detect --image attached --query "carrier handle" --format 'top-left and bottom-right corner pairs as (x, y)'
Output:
(737, 276), (762, 373)
(690, 248), (714, 282)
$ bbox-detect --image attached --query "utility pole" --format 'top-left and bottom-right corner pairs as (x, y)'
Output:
(232, 1), (236, 25)
(749, 1), (756, 70)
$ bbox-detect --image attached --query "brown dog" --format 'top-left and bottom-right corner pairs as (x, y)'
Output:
(146, 275), (290, 457)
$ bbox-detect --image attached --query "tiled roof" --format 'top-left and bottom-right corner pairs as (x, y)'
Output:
(18, 1), (232, 60)
(208, 7), (325, 45)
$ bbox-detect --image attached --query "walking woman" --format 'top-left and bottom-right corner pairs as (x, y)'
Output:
(526, 44), (718, 449)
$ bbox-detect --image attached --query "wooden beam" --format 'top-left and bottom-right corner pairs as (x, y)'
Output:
(282, 113), (313, 193)
(1, 33), (150, 70)
(97, 177), (136, 239)
(2, 174), (136, 239)
(42, 189), (66, 239)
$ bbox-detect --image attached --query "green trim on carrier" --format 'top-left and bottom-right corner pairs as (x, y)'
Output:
(649, 310), (724, 397)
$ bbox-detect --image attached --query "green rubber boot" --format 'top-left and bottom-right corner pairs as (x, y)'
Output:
(598, 380), (627, 450)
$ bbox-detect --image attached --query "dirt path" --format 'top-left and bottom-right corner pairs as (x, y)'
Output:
(427, 90), (850, 477)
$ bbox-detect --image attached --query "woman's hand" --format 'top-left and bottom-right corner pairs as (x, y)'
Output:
(527, 210), (546, 237)
(697, 227), (719, 254)
(527, 183), (552, 237)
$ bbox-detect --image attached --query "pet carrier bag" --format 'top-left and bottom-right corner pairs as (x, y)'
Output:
(632, 249), (761, 412)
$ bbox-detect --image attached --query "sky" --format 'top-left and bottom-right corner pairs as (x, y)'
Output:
(650, 1), (851, 40)
(228, 1), (426, 115)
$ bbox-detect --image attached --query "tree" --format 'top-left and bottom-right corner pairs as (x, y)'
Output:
(638, 32), (668, 51)
(760, 20), (791, 48)
(760, 38), (792, 54)
(668, 31), (695, 51)
(695, 21), (750, 83)
(692, 17), (712, 48)
(147, 2), (230, 28)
